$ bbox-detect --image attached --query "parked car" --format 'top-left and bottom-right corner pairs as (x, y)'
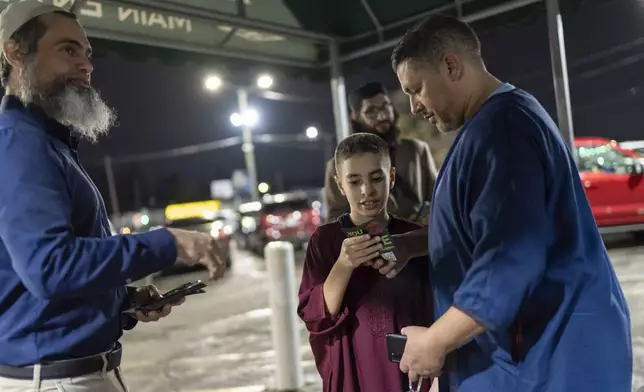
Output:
(160, 200), (233, 274)
(236, 190), (322, 255)
(619, 140), (644, 157)
(575, 137), (644, 229)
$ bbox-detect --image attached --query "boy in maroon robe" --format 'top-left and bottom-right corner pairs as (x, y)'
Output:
(298, 133), (435, 392)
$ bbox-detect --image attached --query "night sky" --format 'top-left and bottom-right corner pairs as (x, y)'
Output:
(9, 0), (644, 214)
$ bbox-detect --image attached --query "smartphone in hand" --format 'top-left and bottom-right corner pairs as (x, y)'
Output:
(123, 280), (206, 314)
(386, 333), (407, 363)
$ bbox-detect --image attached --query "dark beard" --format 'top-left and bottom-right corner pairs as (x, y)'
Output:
(350, 119), (399, 145)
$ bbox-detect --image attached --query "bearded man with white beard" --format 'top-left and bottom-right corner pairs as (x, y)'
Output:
(0, 2), (227, 391)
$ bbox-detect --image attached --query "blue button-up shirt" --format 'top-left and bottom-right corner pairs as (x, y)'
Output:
(0, 95), (178, 366)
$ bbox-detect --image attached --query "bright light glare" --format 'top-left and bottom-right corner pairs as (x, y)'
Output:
(306, 126), (319, 139)
(243, 109), (259, 127)
(258, 182), (270, 193)
(230, 109), (259, 128)
(230, 112), (243, 127)
(256, 74), (274, 89)
(204, 75), (222, 91)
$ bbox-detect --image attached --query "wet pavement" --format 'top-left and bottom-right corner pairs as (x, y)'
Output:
(120, 235), (644, 392)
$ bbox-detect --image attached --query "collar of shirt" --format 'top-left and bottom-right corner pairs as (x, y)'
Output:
(487, 82), (516, 100)
(0, 95), (80, 151)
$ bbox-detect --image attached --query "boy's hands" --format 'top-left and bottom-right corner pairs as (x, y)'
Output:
(336, 234), (383, 270)
(371, 234), (412, 278)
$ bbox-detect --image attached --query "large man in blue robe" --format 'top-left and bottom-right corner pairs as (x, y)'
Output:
(386, 14), (632, 392)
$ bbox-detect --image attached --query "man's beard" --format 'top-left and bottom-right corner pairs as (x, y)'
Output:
(16, 61), (116, 143)
(351, 120), (399, 144)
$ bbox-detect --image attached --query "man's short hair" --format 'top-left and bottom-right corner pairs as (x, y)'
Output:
(391, 14), (482, 71)
(0, 11), (76, 88)
(348, 82), (388, 113)
(334, 132), (391, 172)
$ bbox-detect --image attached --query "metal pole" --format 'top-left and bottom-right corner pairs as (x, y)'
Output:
(264, 241), (304, 390)
(329, 42), (350, 143)
(325, 139), (335, 163)
(103, 156), (120, 216)
(236, 88), (260, 201)
(546, 0), (575, 152)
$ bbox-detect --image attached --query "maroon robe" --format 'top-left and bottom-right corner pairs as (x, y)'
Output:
(298, 216), (433, 392)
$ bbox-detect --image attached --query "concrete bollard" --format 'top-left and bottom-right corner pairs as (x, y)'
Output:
(264, 241), (304, 391)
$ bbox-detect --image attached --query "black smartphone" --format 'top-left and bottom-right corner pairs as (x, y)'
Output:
(386, 333), (407, 363)
(125, 280), (207, 314)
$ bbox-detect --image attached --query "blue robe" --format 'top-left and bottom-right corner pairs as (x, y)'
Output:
(429, 85), (632, 392)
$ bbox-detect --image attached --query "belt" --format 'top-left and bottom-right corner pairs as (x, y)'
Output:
(0, 343), (122, 380)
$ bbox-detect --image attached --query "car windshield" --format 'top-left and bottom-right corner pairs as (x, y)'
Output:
(577, 144), (637, 174)
(632, 147), (644, 156)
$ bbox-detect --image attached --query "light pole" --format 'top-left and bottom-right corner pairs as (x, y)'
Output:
(204, 73), (275, 202)
(236, 87), (260, 202)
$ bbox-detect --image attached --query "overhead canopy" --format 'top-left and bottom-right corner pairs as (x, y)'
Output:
(0, 0), (544, 69)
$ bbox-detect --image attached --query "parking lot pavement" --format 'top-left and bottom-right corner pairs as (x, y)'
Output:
(120, 238), (644, 392)
(120, 246), (322, 392)
(606, 235), (644, 391)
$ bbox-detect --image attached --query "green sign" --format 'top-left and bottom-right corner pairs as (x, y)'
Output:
(0, 0), (318, 63)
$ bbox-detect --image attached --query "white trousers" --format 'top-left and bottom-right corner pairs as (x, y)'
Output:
(0, 367), (128, 392)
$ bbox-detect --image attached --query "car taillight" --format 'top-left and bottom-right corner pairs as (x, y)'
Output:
(264, 214), (282, 225)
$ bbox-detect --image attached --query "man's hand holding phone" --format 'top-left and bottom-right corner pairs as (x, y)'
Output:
(128, 285), (184, 322)
(124, 281), (206, 322)
(167, 228), (226, 280)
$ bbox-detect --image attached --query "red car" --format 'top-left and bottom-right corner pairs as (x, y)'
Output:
(575, 137), (644, 230)
(236, 190), (321, 255)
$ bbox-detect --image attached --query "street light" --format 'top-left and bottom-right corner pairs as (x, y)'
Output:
(203, 73), (275, 202)
(256, 74), (274, 90)
(305, 126), (319, 139)
(258, 182), (270, 194)
(204, 75), (222, 91)
(230, 112), (243, 127)
(230, 109), (259, 128)
(243, 109), (259, 128)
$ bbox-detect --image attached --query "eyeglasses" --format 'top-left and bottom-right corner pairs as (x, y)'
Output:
(362, 102), (394, 120)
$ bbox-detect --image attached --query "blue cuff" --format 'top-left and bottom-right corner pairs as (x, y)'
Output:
(127, 228), (177, 280)
(120, 286), (138, 331)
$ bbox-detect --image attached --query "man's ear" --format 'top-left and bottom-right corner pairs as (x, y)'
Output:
(390, 166), (396, 189)
(350, 111), (359, 122)
(2, 41), (24, 69)
(443, 53), (464, 82)
(334, 175), (345, 196)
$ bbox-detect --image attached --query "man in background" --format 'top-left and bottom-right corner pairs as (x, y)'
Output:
(323, 82), (437, 224)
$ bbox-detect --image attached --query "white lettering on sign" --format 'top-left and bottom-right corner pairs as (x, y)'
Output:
(118, 7), (192, 33)
(52, 0), (73, 7)
(0, 1), (193, 36)
(79, 0), (102, 18)
(1, 0), (103, 17)
(218, 25), (285, 42)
